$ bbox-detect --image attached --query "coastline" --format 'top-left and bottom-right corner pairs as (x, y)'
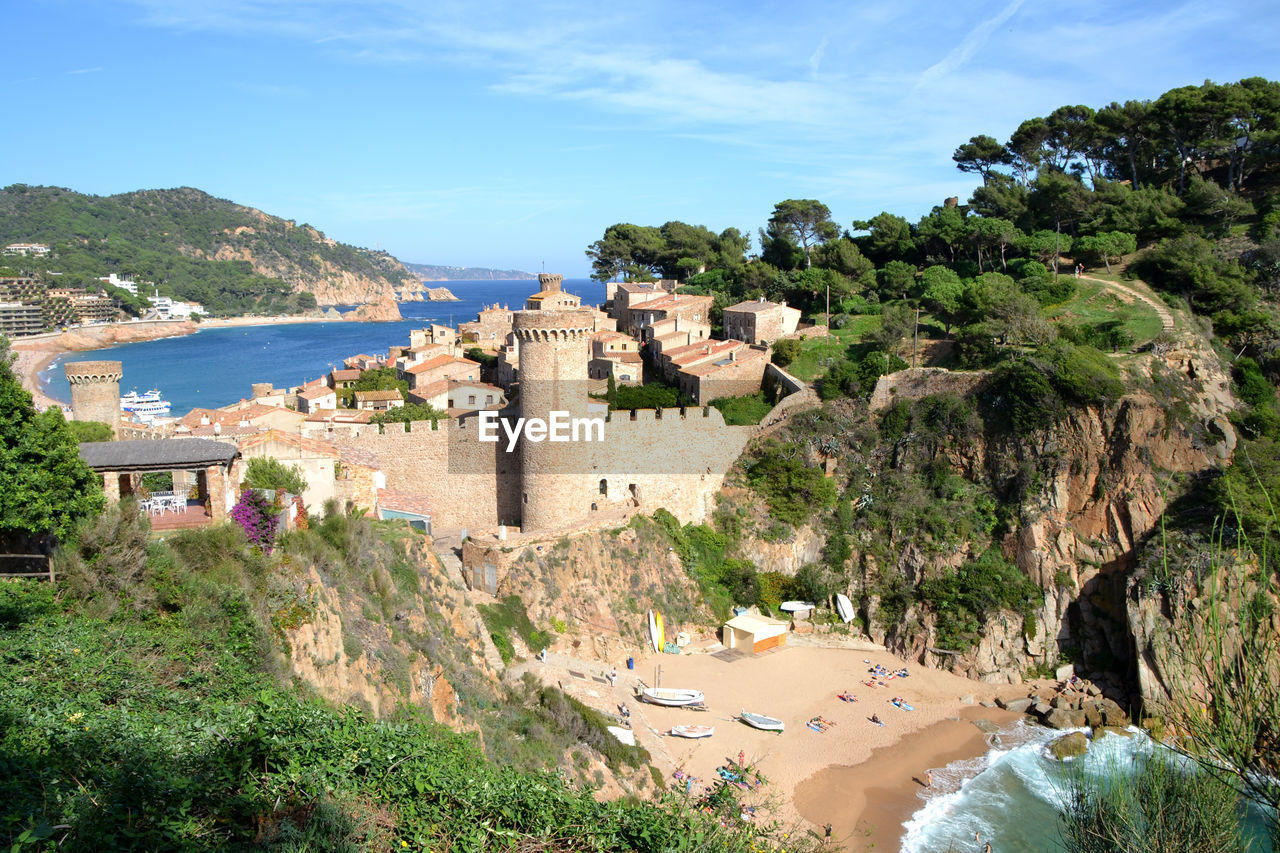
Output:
(592, 641), (1030, 853)
(793, 704), (1020, 852)
(6, 315), (335, 408)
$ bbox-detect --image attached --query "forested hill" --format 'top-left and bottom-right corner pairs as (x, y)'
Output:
(0, 184), (423, 312)
(402, 261), (535, 280)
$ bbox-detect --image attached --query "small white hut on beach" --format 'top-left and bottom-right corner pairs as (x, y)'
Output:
(722, 613), (788, 655)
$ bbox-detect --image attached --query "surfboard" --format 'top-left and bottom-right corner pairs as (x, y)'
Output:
(835, 593), (854, 624)
(656, 612), (666, 651)
(648, 610), (660, 653)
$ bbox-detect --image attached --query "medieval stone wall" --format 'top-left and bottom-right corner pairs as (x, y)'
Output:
(869, 367), (990, 411)
(333, 419), (520, 530)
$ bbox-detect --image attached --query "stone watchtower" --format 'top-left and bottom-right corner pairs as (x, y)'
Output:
(538, 272), (563, 293)
(512, 307), (595, 532)
(65, 360), (123, 437)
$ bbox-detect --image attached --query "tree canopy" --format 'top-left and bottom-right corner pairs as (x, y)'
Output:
(0, 337), (104, 541)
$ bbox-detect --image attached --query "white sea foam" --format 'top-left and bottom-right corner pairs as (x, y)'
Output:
(900, 722), (1152, 853)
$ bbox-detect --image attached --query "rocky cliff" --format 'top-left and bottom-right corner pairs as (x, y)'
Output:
(860, 337), (1237, 708)
(278, 534), (500, 725)
(474, 520), (711, 665)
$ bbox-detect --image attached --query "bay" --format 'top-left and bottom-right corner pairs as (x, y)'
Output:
(43, 279), (604, 413)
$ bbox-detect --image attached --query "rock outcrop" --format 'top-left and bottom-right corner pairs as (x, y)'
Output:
(425, 287), (460, 302)
(343, 297), (403, 322)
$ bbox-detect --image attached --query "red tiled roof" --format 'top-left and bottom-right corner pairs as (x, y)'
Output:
(725, 299), (787, 314)
(377, 488), (432, 517)
(305, 408), (374, 424)
(403, 354), (479, 375)
(239, 429), (341, 458)
(298, 385), (336, 401)
(681, 347), (767, 376)
(354, 389), (404, 402)
(331, 368), (362, 381)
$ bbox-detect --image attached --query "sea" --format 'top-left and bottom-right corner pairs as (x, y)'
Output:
(900, 719), (1274, 852)
(41, 278), (605, 411)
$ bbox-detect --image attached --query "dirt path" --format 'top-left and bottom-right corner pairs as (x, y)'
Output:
(1079, 273), (1175, 333)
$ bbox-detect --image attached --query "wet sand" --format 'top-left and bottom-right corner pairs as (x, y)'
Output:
(793, 705), (1017, 851)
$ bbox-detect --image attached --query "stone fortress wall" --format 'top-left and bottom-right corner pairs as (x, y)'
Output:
(335, 277), (773, 535)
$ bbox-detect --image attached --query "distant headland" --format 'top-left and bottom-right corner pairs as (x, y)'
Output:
(402, 262), (535, 282)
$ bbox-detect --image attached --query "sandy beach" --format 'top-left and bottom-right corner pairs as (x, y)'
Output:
(539, 639), (1028, 852)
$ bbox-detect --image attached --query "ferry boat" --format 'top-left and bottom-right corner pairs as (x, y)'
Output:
(120, 389), (172, 423)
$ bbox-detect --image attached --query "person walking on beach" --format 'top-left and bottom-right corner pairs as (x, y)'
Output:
(608, 666), (617, 686)
(925, 769), (933, 787)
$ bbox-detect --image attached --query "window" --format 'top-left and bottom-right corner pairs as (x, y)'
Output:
(599, 479), (608, 495)
(468, 395), (476, 405)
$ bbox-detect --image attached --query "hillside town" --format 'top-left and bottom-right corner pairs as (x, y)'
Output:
(1, 245), (207, 338)
(62, 273), (817, 549)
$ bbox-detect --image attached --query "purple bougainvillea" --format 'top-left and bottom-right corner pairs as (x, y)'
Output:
(230, 489), (278, 554)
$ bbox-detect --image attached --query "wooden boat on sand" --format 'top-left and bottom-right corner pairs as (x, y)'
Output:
(669, 724), (715, 739)
(640, 687), (705, 706)
(739, 709), (785, 732)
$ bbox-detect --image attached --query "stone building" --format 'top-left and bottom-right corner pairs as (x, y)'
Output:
(353, 389), (404, 411)
(65, 360), (122, 437)
(723, 297), (802, 345)
(459, 304), (514, 347)
(523, 273), (582, 311)
(588, 330), (643, 385)
(296, 385), (337, 413)
(400, 354), (480, 391)
(676, 345), (768, 404)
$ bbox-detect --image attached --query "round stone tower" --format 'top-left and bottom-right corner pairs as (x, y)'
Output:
(512, 307), (595, 532)
(65, 360), (123, 437)
(537, 272), (563, 293)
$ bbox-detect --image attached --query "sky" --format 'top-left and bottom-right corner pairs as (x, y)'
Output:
(4, 1), (1279, 277)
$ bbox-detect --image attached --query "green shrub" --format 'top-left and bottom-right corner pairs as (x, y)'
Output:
(770, 338), (801, 366)
(243, 455), (308, 495)
(709, 391), (773, 425)
(744, 441), (837, 526)
(919, 549), (1041, 651)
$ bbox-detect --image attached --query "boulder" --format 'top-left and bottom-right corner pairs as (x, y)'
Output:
(971, 718), (1002, 734)
(1033, 700), (1052, 717)
(1045, 708), (1087, 730)
(1082, 704), (1104, 728)
(1049, 731), (1089, 760)
(1086, 683), (1102, 697)
(1094, 726), (1133, 740)
(959, 694), (976, 705)
(1099, 699), (1130, 726)
(1055, 663), (1075, 681)
(1051, 695), (1073, 710)
(997, 697), (1034, 714)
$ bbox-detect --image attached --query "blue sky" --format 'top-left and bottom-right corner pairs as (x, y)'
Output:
(5, 1), (1279, 277)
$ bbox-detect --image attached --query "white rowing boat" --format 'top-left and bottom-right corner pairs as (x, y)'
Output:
(740, 709), (785, 732)
(640, 687), (705, 706)
(669, 724), (715, 739)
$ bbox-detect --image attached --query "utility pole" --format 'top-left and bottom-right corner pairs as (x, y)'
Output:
(912, 307), (920, 369)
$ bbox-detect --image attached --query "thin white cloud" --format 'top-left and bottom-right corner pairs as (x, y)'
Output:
(808, 36), (829, 76)
(915, 0), (1026, 90)
(67, 66), (104, 75)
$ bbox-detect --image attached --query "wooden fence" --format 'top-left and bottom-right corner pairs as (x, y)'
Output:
(0, 553), (55, 582)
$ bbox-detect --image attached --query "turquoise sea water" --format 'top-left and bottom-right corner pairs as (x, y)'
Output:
(42, 279), (603, 412)
(901, 719), (1274, 852)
